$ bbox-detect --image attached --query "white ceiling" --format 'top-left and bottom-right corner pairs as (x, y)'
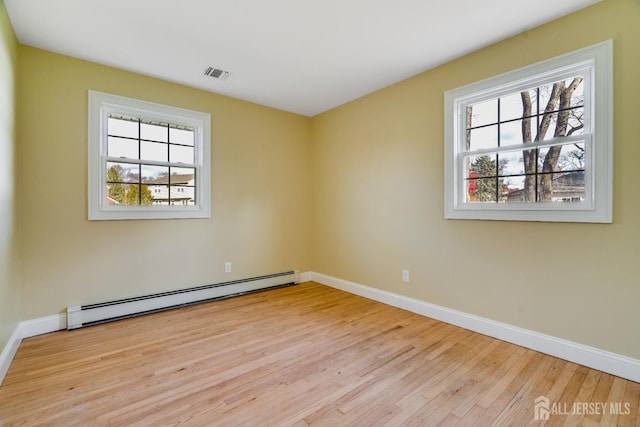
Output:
(5, 0), (600, 117)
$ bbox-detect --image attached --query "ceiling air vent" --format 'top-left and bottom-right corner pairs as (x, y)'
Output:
(204, 67), (230, 80)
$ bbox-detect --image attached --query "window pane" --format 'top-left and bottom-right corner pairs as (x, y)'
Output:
(569, 78), (584, 108)
(108, 117), (138, 138)
(170, 127), (194, 146)
(141, 122), (168, 142)
(169, 186), (195, 205)
(468, 125), (497, 151)
(538, 143), (585, 172)
(122, 184), (153, 206)
(124, 184), (141, 205)
(499, 151), (525, 176)
(140, 141), (168, 162)
(542, 77), (584, 110)
(499, 119), (536, 146)
(106, 182), (125, 205)
(465, 155), (498, 178)
(566, 107), (584, 137)
(556, 142), (585, 171)
(106, 162), (138, 183)
(106, 163), (125, 183)
(538, 81), (559, 114)
(537, 172), (585, 202)
(538, 77), (584, 114)
(501, 175), (527, 203)
(466, 177), (498, 202)
(536, 119), (554, 141)
(538, 107), (584, 140)
(141, 165), (169, 184)
(170, 144), (194, 164)
(170, 167), (196, 182)
(105, 163), (133, 204)
(150, 185), (169, 205)
(552, 172), (585, 202)
(466, 178), (477, 201)
(500, 91), (532, 122)
(468, 99), (497, 128)
(108, 136), (138, 159)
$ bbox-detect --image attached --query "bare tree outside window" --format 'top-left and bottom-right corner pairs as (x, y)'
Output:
(464, 76), (585, 204)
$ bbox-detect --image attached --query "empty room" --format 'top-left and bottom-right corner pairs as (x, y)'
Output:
(0, 0), (639, 425)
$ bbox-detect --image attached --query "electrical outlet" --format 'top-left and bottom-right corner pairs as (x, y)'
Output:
(402, 270), (410, 283)
(225, 262), (232, 273)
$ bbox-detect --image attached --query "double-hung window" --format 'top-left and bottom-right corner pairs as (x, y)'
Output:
(88, 91), (211, 220)
(444, 41), (612, 222)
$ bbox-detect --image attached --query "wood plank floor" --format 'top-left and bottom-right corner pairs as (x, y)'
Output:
(1, 282), (638, 426)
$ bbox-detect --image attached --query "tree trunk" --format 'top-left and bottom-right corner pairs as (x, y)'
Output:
(539, 77), (583, 201)
(521, 92), (536, 201)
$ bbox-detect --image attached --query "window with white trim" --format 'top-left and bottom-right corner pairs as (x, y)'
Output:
(444, 41), (612, 223)
(88, 91), (211, 220)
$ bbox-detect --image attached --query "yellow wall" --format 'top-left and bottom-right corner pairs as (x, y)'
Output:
(311, 0), (640, 359)
(18, 47), (312, 319)
(9, 0), (639, 362)
(0, 0), (20, 352)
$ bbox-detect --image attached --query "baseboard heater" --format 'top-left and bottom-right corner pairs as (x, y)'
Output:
(67, 270), (300, 330)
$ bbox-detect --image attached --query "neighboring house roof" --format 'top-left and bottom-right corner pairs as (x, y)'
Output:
(505, 171), (584, 198)
(551, 171), (584, 191)
(145, 174), (194, 185)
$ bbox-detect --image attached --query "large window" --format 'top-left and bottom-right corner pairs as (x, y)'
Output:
(444, 41), (612, 223)
(88, 91), (211, 220)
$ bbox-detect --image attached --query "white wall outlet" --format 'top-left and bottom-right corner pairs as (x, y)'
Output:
(225, 262), (232, 273)
(402, 270), (410, 283)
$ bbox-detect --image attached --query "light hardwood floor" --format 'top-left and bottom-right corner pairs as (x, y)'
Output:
(1, 282), (638, 426)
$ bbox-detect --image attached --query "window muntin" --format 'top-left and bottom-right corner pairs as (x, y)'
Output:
(88, 91), (211, 220)
(444, 41), (612, 223)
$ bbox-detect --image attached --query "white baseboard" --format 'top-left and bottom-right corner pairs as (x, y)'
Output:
(0, 325), (22, 386)
(299, 271), (312, 283)
(21, 314), (67, 338)
(310, 272), (640, 383)
(0, 314), (68, 386)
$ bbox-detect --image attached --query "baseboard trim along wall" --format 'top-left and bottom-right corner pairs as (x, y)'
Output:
(21, 313), (68, 337)
(3, 273), (638, 385)
(0, 325), (22, 386)
(0, 314), (67, 386)
(310, 272), (640, 384)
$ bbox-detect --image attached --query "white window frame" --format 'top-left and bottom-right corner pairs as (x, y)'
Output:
(444, 40), (613, 223)
(88, 91), (211, 220)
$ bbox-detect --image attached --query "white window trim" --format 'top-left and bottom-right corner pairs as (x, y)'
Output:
(88, 91), (211, 220)
(444, 40), (613, 223)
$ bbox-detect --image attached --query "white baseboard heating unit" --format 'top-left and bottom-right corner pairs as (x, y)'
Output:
(67, 270), (299, 330)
